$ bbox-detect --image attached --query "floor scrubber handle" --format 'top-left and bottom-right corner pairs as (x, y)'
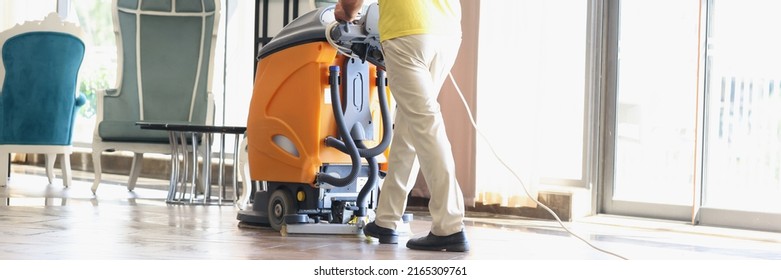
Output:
(325, 69), (392, 158)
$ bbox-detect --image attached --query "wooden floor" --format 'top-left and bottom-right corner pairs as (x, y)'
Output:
(3, 165), (781, 262)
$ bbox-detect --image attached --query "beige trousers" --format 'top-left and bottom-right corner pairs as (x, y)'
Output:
(375, 34), (465, 236)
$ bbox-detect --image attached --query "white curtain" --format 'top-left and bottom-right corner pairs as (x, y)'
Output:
(475, 0), (589, 208)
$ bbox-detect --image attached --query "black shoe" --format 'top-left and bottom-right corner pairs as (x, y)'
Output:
(406, 231), (469, 252)
(363, 222), (398, 244)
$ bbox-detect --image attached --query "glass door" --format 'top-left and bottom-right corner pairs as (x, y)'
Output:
(699, 0), (781, 231)
(602, 0), (702, 220)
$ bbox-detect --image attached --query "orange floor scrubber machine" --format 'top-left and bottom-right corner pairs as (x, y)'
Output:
(237, 3), (408, 235)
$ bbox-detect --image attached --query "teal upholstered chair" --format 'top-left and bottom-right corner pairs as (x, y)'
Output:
(0, 13), (87, 188)
(91, 0), (220, 194)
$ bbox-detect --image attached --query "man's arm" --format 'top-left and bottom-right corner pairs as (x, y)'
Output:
(334, 0), (365, 22)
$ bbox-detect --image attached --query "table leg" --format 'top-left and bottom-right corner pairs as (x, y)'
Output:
(167, 131), (178, 203)
(203, 132), (212, 205)
(179, 132), (189, 202)
(149, 125), (246, 206)
(190, 132), (198, 204)
(218, 133), (226, 204)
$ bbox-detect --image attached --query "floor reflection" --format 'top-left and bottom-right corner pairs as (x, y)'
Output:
(4, 165), (781, 260)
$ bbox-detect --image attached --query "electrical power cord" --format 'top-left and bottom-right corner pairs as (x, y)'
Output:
(447, 73), (628, 260)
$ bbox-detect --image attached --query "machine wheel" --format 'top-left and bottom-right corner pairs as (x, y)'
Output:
(267, 189), (296, 231)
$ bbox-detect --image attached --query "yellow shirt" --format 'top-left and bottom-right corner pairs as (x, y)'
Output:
(377, 0), (462, 42)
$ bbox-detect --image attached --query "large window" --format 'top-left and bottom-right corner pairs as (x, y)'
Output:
(64, 0), (117, 145)
(0, 0), (57, 31)
(603, 0), (781, 232)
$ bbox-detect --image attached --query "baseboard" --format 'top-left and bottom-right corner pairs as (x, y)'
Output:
(408, 191), (572, 222)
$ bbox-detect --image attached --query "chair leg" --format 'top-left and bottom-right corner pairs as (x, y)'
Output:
(128, 153), (144, 191)
(45, 154), (56, 184)
(91, 151), (102, 194)
(1, 152), (9, 187)
(62, 153), (72, 188)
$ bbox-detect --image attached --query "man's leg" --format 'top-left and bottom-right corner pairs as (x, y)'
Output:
(374, 109), (420, 231)
(381, 34), (465, 237)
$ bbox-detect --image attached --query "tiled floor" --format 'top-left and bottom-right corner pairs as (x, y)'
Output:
(3, 165), (781, 262)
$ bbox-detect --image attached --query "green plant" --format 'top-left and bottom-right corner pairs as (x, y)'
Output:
(78, 66), (111, 119)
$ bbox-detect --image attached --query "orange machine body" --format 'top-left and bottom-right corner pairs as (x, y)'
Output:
(246, 41), (389, 186)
